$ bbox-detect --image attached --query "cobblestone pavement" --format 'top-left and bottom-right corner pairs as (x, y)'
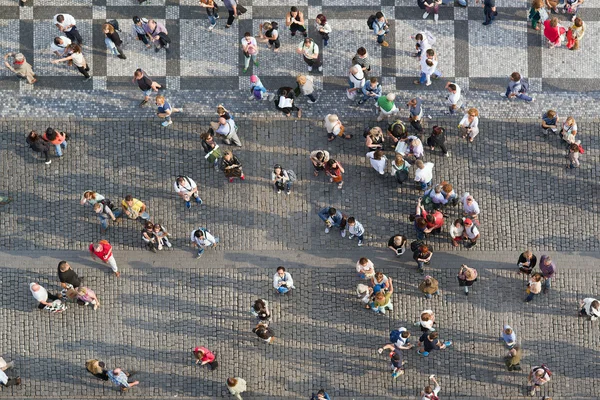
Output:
(0, 249), (599, 399)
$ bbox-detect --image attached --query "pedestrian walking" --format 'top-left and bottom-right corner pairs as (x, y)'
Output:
(388, 234), (407, 256)
(352, 47), (371, 78)
(81, 191), (106, 207)
(417, 331), (452, 356)
(415, 197), (444, 235)
(42, 128), (68, 157)
(415, 309), (436, 332)
(527, 365), (552, 396)
(377, 344), (405, 378)
(356, 257), (375, 279)
(407, 98), (425, 135)
(457, 264), (478, 295)
(133, 69), (161, 108)
(541, 109), (559, 135)
(325, 114), (352, 141)
(501, 72), (533, 102)
(296, 37), (322, 72)
(108, 368), (139, 392)
(286, 7), (307, 37)
(57, 261), (82, 293)
(201, 130), (222, 170)
(155, 95), (182, 127)
(566, 17), (585, 50)
(415, 55), (442, 86)
(462, 218), (479, 248)
(67, 286), (100, 310)
(51, 36), (71, 57)
(377, 93), (399, 122)
(419, 276), (439, 299)
(482, 0), (498, 26)
(458, 108), (480, 143)
(296, 75), (317, 103)
(240, 32), (258, 72)
(3, 52), (36, 84)
(421, 0), (442, 22)
(144, 19), (171, 53)
(258, 21), (271, 43)
(227, 377), (247, 399)
(252, 323), (275, 343)
(366, 150), (387, 177)
(505, 345), (522, 371)
(86, 359), (109, 380)
(427, 126), (450, 155)
(190, 227), (219, 258)
(142, 221), (159, 253)
(174, 176), (203, 208)
(193, 346), (218, 369)
(121, 195), (150, 222)
(272, 164), (293, 195)
(559, 116), (578, 144)
(0, 358), (21, 387)
(264, 22), (280, 53)
(325, 159), (345, 189)
(525, 273), (543, 302)
(93, 202), (120, 233)
(211, 116), (242, 147)
(347, 217), (365, 246)
(444, 82), (462, 115)
(518, 250), (537, 275)
(251, 298), (271, 326)
(543, 17), (566, 48)
(102, 23), (126, 59)
(30, 282), (66, 312)
(411, 31), (434, 58)
(53, 13), (83, 44)
(579, 298), (600, 321)
(273, 266), (294, 294)
(414, 161), (434, 190)
(26, 131), (52, 164)
(347, 65), (366, 100)
(370, 12), (389, 47)
(539, 255), (555, 293)
(450, 218), (464, 247)
(89, 241), (120, 277)
(391, 154), (410, 184)
(199, 0), (219, 31)
(152, 223), (172, 250)
(132, 17), (151, 48)
(566, 143), (581, 169)
(51, 44), (91, 81)
(420, 375), (441, 399)
(220, 150), (245, 182)
(500, 324), (517, 348)
(315, 14), (331, 46)
(413, 244), (433, 273)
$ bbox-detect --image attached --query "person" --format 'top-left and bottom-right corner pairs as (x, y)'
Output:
(356, 257), (375, 279)
(426, 126), (449, 157)
(371, 272), (391, 294)
(347, 65), (365, 98)
(325, 159), (345, 189)
(53, 13), (82, 44)
(86, 359), (109, 380)
(563, 0), (583, 14)
(30, 282), (66, 312)
(568, 143), (581, 169)
(132, 69), (161, 108)
(315, 14), (331, 46)
(459, 108), (480, 143)
(543, 17), (566, 48)
(324, 114), (351, 141)
(258, 21), (272, 43)
(249, 75), (275, 101)
(211, 116), (242, 147)
(528, 365), (551, 396)
(407, 98), (425, 135)
(26, 130), (52, 164)
(144, 19), (170, 53)
(57, 261), (82, 292)
(0, 359), (21, 387)
(51, 36), (71, 57)
(528, 0), (544, 31)
(425, 182), (456, 208)
(377, 93), (399, 122)
(296, 75), (317, 103)
(413, 244), (433, 273)
(539, 255), (555, 293)
(296, 37), (322, 72)
(359, 77), (382, 105)
(89, 241), (120, 276)
(347, 217), (365, 246)
(252, 323), (275, 344)
(517, 250), (537, 275)
(286, 7), (307, 37)
(559, 116), (578, 144)
(199, 0), (219, 31)
(541, 109), (559, 135)
(482, 0), (498, 25)
(272, 164), (291, 194)
(579, 298), (600, 321)
(414, 160), (434, 190)
(411, 31), (433, 58)
(121, 195), (150, 222)
(240, 32), (258, 73)
(444, 82), (462, 115)
(155, 95), (182, 127)
(201, 130), (222, 170)
(566, 17), (585, 51)
(385, 327), (413, 351)
(227, 377), (247, 399)
(152, 223), (172, 250)
(193, 346), (217, 369)
(502, 72), (533, 102)
(419, 276), (439, 299)
(417, 331), (452, 356)
(525, 273), (543, 302)
(311, 389), (331, 400)
(366, 150), (387, 177)
(190, 227), (219, 258)
(450, 218), (464, 247)
(93, 201), (120, 232)
(370, 281), (394, 314)
(251, 299), (271, 326)
(273, 266), (294, 294)
(67, 286), (100, 310)
(415, 55), (441, 86)
(463, 218), (480, 248)
(108, 368), (139, 391)
(415, 197), (444, 235)
(42, 128), (68, 157)
(51, 44), (91, 81)
(352, 47), (371, 78)
(500, 324), (517, 348)
(420, 375), (441, 399)
(505, 345), (522, 371)
(357, 283), (373, 308)
(103, 23), (126, 59)
(3, 52), (36, 84)
(132, 17), (151, 48)
(371, 12), (389, 47)
(80, 190), (106, 207)
(319, 207), (347, 236)
(142, 221), (158, 253)
(275, 87), (301, 118)
(422, 0), (442, 22)
(377, 343), (404, 378)
(265, 22), (280, 53)
(388, 235), (407, 256)
(457, 264), (478, 295)
(221, 150), (245, 183)
(174, 176), (203, 209)
(462, 193), (481, 222)
(310, 150), (329, 177)
(544, 0), (559, 14)
(415, 309), (436, 332)
(386, 121), (406, 147)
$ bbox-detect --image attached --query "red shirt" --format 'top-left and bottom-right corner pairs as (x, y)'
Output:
(421, 209), (444, 229)
(89, 241), (113, 262)
(543, 20), (566, 44)
(193, 347), (215, 363)
(42, 131), (66, 145)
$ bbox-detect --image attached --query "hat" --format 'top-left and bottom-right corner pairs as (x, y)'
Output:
(386, 93), (396, 101)
(132, 16), (141, 23)
(250, 75), (258, 83)
(464, 218), (472, 225)
(466, 195), (473, 201)
(14, 53), (25, 61)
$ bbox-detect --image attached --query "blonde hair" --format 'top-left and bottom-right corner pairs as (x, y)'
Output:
(296, 75), (307, 85)
(468, 108), (479, 117)
(102, 23), (115, 34)
(156, 95), (165, 103)
(328, 114), (339, 123)
(566, 116), (575, 125)
(394, 153), (404, 165)
(217, 105), (228, 115)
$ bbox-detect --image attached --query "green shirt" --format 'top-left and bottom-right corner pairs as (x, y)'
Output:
(377, 96), (394, 112)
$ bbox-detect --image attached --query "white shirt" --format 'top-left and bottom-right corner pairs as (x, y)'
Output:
(70, 52), (85, 67)
(366, 152), (387, 175)
(324, 115), (341, 135)
(348, 221), (365, 237)
(349, 64), (365, 89)
(447, 83), (462, 105)
(0, 369), (7, 385)
(190, 229), (216, 247)
(429, 191), (447, 204)
(450, 224), (464, 239)
(174, 177), (197, 195)
(394, 327), (409, 348)
(414, 162), (434, 183)
(53, 14), (77, 32)
(30, 283), (48, 303)
(356, 259), (374, 275)
(583, 298), (600, 320)
(241, 36), (258, 54)
(420, 58), (438, 82)
(273, 272), (294, 289)
(421, 385), (441, 400)
(459, 114), (479, 129)
(465, 224), (479, 239)
(419, 310), (434, 330)
(462, 193), (480, 215)
(215, 119), (236, 137)
(51, 36), (71, 53)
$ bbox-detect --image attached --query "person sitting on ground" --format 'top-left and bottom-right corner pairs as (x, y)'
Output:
(121, 194), (149, 222)
(356, 257), (375, 279)
(193, 346), (217, 369)
(86, 359), (109, 380)
(579, 298), (600, 321)
(356, 283), (373, 309)
(273, 266), (294, 294)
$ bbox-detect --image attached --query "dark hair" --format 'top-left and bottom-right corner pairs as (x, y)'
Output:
(511, 72), (521, 81)
(401, 331), (410, 338)
(194, 230), (204, 238)
(317, 390), (326, 396)
(56, 14), (64, 23)
(569, 143), (580, 152)
(370, 77), (378, 84)
(419, 244), (429, 253)
(244, 31), (251, 37)
(415, 33), (423, 41)
(277, 266), (285, 272)
(348, 217), (356, 224)
(144, 221), (154, 230)
(291, 6), (298, 12)
(592, 300), (600, 309)
(429, 331), (439, 340)
(134, 68), (143, 77)
(315, 151), (323, 160)
(357, 47), (366, 56)
(375, 11), (384, 19)
(28, 130), (39, 141)
(45, 128), (57, 141)
(253, 299), (266, 312)
(373, 150), (384, 160)
(448, 83), (457, 91)
(327, 159), (337, 167)
(425, 214), (435, 224)
(328, 208), (337, 216)
(58, 261), (69, 271)
(416, 218), (427, 229)
(316, 14), (327, 24)
(454, 218), (464, 226)
(426, 49), (435, 57)
(271, 21), (279, 30)
(54, 37), (63, 45)
(391, 352), (401, 361)
(125, 195), (133, 202)
(133, 16), (141, 23)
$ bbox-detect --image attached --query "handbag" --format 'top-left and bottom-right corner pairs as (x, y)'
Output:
(158, 32), (171, 44)
(346, 89), (357, 100)
(237, 4), (247, 14)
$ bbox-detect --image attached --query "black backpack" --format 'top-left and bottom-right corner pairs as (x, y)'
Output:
(410, 240), (425, 252)
(395, 170), (409, 184)
(107, 19), (121, 32)
(367, 15), (377, 30)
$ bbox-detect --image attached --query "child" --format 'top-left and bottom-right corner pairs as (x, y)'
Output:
(347, 217), (365, 246)
(366, 150), (387, 176)
(528, 0), (544, 30)
(450, 219), (465, 247)
(500, 324), (517, 348)
(567, 143), (581, 169)
(153, 223), (172, 250)
(541, 109), (559, 135)
(525, 273), (543, 302)
(325, 159), (345, 189)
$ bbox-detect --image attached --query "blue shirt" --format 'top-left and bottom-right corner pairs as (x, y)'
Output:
(158, 101), (172, 114)
(108, 370), (130, 388)
(362, 82), (382, 97)
(372, 18), (386, 36)
(542, 113), (557, 126)
(410, 98), (423, 118)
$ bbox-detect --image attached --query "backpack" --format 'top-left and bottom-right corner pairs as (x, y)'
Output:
(99, 198), (117, 211)
(389, 329), (401, 345)
(410, 240), (425, 252)
(107, 19), (121, 32)
(519, 80), (529, 93)
(395, 169), (409, 184)
(367, 15), (377, 30)
(534, 364), (552, 378)
(286, 170), (297, 182)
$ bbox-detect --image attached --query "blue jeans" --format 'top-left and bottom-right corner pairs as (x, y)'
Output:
(361, 93), (378, 103)
(420, 71), (441, 85)
(318, 208), (330, 222)
(425, 291), (438, 299)
(277, 286), (290, 294)
(525, 292), (537, 302)
(135, 212), (150, 222)
(417, 260), (425, 271)
(98, 209), (121, 229)
(505, 87), (533, 102)
(543, 277), (551, 290)
(208, 14), (217, 25)
(55, 141), (67, 157)
(197, 237), (220, 255)
(376, 32), (388, 44)
(419, 180), (432, 190)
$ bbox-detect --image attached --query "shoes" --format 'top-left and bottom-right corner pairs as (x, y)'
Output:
(242, 68), (247, 73)
(307, 99), (317, 104)
(308, 66), (313, 72)
(83, 76), (92, 82)
(229, 178), (234, 183)
(445, 151), (451, 157)
(423, 12), (430, 19)
(118, 54), (127, 59)
(417, 350), (429, 357)
(380, 41), (389, 47)
(15, 377), (21, 386)
(358, 240), (363, 247)
(155, 46), (161, 52)
(150, 246), (157, 253)
(186, 201), (191, 209)
(161, 120), (173, 127)
(139, 99), (148, 107)
(277, 189), (282, 194)
(325, 227), (330, 234)
(286, 190), (291, 195)
(318, 66), (323, 72)
(195, 197), (203, 205)
(208, 23), (216, 31)
(44, 159), (52, 165)
(196, 253), (203, 259)
(482, 22), (491, 25)
(248, 95), (255, 100)
(349, 234), (355, 240)
(240, 174), (245, 180)
(341, 230), (346, 238)
(357, 99), (365, 105)
(434, 14), (439, 22)
(254, 61), (260, 67)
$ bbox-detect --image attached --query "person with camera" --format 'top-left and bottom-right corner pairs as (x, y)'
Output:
(273, 266), (295, 294)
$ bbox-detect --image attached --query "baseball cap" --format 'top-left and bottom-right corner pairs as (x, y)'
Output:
(250, 75), (258, 83)
(464, 218), (472, 225)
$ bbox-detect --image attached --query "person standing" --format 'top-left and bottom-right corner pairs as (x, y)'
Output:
(265, 22), (280, 53)
(103, 23), (126, 59)
(26, 131), (52, 164)
(311, 389), (331, 400)
(325, 114), (352, 141)
(388, 234), (407, 256)
(347, 217), (365, 246)
(296, 75), (317, 103)
(199, 0), (220, 31)
(86, 359), (109, 381)
(407, 98), (425, 135)
(273, 266), (295, 294)
(53, 13), (83, 44)
(525, 273), (543, 302)
(93, 202), (120, 233)
(517, 250), (537, 275)
(528, 0), (544, 31)
(174, 176), (203, 209)
(132, 69), (161, 108)
(527, 365), (552, 396)
(57, 261), (82, 292)
(579, 298), (600, 321)
(352, 47), (371, 78)
(3, 52), (36, 84)
(51, 44), (91, 81)
(462, 193), (481, 222)
(566, 17), (585, 50)
(414, 161), (434, 190)
(457, 264), (478, 295)
(543, 17), (566, 48)
(326, 159), (345, 189)
(286, 7), (307, 38)
(463, 218), (480, 248)
(227, 377), (247, 400)
(132, 16), (152, 48)
(417, 332), (451, 356)
(420, 375), (441, 399)
(500, 325), (517, 348)
(427, 126), (449, 157)
(190, 227), (219, 258)
(539, 255), (556, 294)
(241, 32), (259, 73)
(221, 150), (245, 182)
(504, 345), (522, 371)
(108, 368), (139, 392)
(152, 223), (172, 250)
(419, 276), (439, 299)
(568, 143), (581, 168)
(89, 241), (120, 277)
(121, 195), (150, 222)
(482, 0), (498, 26)
(502, 72), (533, 102)
(42, 128), (67, 157)
(310, 150), (329, 177)
(156, 95), (182, 127)
(366, 150), (387, 177)
(315, 14), (331, 46)
(319, 207), (347, 237)
(422, 0), (442, 22)
(371, 12), (389, 47)
(359, 77), (382, 105)
(347, 65), (365, 99)
(211, 116), (242, 147)
(413, 244), (433, 273)
(415, 56), (441, 86)
(144, 19), (171, 53)
(458, 108), (480, 143)
(272, 164), (292, 194)
(444, 82), (462, 115)
(30, 282), (66, 312)
(193, 346), (217, 369)
(296, 38), (322, 72)
(223, 0), (239, 29)
(377, 93), (399, 122)
(67, 286), (100, 310)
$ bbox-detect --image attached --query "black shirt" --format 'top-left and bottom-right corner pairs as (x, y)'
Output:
(518, 253), (537, 268)
(419, 333), (439, 352)
(136, 75), (153, 91)
(105, 31), (122, 46)
(388, 235), (406, 250)
(57, 266), (81, 288)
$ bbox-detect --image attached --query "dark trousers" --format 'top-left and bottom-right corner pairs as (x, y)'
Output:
(303, 55), (321, 68)
(279, 105), (299, 115)
(2, 378), (19, 387)
(137, 33), (149, 45)
(227, 10), (236, 26)
(38, 292), (60, 309)
(115, 45), (126, 57)
(306, 93), (316, 102)
(290, 24), (307, 37)
(484, 7), (497, 24)
(77, 64), (90, 79)
(268, 38), (281, 49)
(65, 27), (83, 44)
(427, 137), (447, 154)
(36, 148), (50, 162)
(410, 119), (424, 134)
